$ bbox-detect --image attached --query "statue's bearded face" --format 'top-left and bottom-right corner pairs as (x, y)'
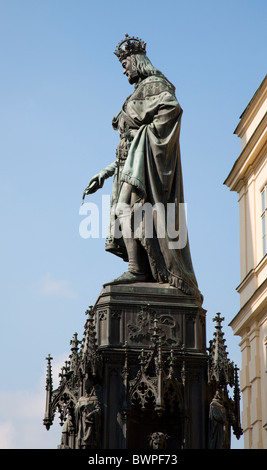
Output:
(121, 56), (138, 84)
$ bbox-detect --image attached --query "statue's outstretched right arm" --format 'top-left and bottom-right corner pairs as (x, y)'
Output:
(82, 161), (117, 199)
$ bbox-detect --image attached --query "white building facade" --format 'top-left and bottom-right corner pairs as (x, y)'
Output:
(225, 75), (267, 449)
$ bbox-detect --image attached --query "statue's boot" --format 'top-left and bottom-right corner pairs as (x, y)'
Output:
(103, 270), (148, 286)
(104, 212), (150, 286)
(103, 236), (150, 286)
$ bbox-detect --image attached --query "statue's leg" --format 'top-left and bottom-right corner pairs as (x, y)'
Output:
(119, 211), (148, 276)
(104, 182), (150, 285)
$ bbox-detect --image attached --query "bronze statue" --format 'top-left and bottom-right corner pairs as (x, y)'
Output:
(83, 35), (201, 300)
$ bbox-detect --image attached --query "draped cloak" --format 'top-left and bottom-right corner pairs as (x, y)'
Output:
(102, 75), (201, 301)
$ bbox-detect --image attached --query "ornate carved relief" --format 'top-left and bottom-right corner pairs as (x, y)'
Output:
(111, 309), (122, 319)
(127, 304), (180, 346)
(98, 310), (107, 321)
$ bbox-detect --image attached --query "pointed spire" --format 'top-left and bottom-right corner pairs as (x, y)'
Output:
(155, 337), (165, 416)
(81, 306), (97, 358)
(122, 341), (129, 380)
(122, 342), (129, 410)
(70, 332), (80, 352)
(168, 349), (175, 377)
(208, 312), (234, 386)
(45, 354), (53, 390)
(139, 349), (146, 371)
(43, 354), (54, 430)
(69, 332), (81, 372)
(233, 365), (243, 438)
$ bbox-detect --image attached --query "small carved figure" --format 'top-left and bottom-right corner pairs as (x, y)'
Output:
(75, 391), (101, 449)
(148, 431), (169, 449)
(208, 390), (226, 449)
(57, 416), (72, 449)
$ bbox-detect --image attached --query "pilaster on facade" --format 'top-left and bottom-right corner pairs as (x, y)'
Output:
(239, 335), (251, 447)
(248, 326), (263, 448)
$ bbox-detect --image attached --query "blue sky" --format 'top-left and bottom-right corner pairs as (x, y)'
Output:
(0, 0), (266, 449)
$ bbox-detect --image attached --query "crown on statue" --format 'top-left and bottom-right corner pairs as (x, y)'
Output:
(114, 34), (147, 62)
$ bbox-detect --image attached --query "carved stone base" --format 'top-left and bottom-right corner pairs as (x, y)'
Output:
(44, 283), (242, 449)
(93, 282), (208, 449)
(94, 282), (206, 351)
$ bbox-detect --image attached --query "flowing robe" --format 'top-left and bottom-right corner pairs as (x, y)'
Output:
(103, 75), (201, 301)
(208, 397), (227, 449)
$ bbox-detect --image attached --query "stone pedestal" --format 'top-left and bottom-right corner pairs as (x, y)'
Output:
(93, 282), (208, 449)
(94, 282), (206, 351)
(44, 282), (243, 449)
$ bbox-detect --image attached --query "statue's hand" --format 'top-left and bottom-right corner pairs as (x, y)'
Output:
(82, 174), (104, 199)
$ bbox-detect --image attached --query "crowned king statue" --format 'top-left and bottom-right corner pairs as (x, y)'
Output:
(83, 34), (201, 302)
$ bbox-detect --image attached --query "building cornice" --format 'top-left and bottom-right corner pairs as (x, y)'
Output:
(234, 75), (267, 138)
(229, 275), (267, 337)
(236, 254), (267, 294)
(224, 113), (267, 192)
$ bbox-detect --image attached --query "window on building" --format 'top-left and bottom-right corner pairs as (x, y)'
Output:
(261, 185), (267, 257)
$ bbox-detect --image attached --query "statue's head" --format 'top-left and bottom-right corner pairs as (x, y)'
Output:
(114, 34), (146, 63)
(115, 34), (160, 84)
(114, 34), (169, 87)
